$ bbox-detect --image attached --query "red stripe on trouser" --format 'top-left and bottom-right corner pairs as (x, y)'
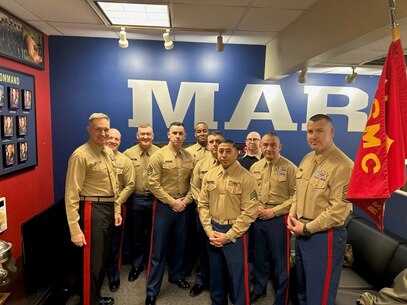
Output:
(322, 228), (333, 305)
(83, 201), (92, 305)
(146, 198), (158, 280)
(284, 215), (290, 305)
(118, 205), (127, 271)
(242, 233), (250, 305)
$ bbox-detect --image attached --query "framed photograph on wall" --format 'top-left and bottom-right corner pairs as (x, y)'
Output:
(22, 89), (32, 110)
(18, 141), (28, 163)
(0, 66), (37, 176)
(3, 143), (15, 166)
(0, 8), (44, 70)
(0, 85), (4, 107)
(17, 115), (27, 136)
(1, 115), (14, 137)
(8, 87), (20, 110)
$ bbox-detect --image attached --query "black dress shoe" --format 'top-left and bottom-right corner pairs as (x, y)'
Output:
(128, 267), (143, 282)
(109, 280), (120, 292)
(189, 284), (205, 297)
(100, 297), (115, 305)
(169, 279), (190, 290)
(145, 295), (156, 305)
(250, 291), (266, 303)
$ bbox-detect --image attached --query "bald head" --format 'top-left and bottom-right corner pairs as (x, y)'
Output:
(107, 128), (121, 152)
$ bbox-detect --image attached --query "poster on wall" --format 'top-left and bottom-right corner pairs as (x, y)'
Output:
(0, 7), (44, 70)
(0, 66), (37, 176)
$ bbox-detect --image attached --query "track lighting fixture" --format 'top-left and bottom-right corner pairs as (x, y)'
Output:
(346, 66), (358, 84)
(163, 29), (174, 50)
(118, 27), (128, 48)
(216, 34), (224, 52)
(297, 68), (307, 83)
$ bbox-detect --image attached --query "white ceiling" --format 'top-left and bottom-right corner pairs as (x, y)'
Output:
(1, 0), (407, 77)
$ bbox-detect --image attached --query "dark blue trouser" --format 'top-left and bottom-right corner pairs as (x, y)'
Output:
(107, 205), (125, 283)
(252, 215), (290, 305)
(295, 226), (347, 305)
(194, 211), (210, 286)
(146, 200), (188, 296)
(208, 221), (250, 305)
(127, 194), (154, 269)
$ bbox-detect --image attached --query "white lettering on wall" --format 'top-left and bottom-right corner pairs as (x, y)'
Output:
(225, 84), (297, 130)
(302, 86), (368, 131)
(128, 80), (218, 128)
(129, 80), (370, 132)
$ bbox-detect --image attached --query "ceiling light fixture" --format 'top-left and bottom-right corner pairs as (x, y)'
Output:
(163, 29), (174, 50)
(298, 68), (307, 83)
(118, 27), (128, 48)
(216, 34), (224, 52)
(345, 66), (358, 84)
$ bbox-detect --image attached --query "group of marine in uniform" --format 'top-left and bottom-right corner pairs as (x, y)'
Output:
(64, 113), (354, 305)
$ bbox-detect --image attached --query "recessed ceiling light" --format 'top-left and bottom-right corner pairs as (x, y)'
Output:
(96, 2), (171, 27)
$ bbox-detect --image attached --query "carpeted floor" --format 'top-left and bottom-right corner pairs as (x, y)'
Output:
(98, 264), (286, 305)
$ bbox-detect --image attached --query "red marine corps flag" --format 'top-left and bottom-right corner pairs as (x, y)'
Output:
(346, 27), (407, 230)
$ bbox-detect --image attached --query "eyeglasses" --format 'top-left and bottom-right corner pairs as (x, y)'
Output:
(246, 138), (260, 142)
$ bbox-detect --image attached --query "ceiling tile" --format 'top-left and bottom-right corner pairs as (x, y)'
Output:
(171, 3), (245, 30)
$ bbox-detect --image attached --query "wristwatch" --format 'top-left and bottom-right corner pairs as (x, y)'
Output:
(302, 223), (311, 236)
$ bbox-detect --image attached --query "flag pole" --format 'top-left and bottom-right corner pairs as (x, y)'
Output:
(389, 0), (400, 41)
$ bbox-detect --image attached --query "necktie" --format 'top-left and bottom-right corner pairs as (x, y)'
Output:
(141, 152), (149, 191)
(260, 161), (272, 203)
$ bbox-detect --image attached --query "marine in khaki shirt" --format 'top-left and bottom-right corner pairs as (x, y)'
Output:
(64, 113), (120, 305)
(287, 114), (354, 305)
(191, 132), (224, 201)
(145, 122), (195, 303)
(250, 145), (297, 217)
(123, 123), (159, 283)
(148, 142), (194, 206)
(198, 140), (258, 305)
(65, 138), (120, 237)
(105, 128), (135, 291)
(198, 140), (258, 243)
(185, 122), (211, 163)
(124, 143), (159, 196)
(289, 143), (353, 233)
(249, 133), (297, 304)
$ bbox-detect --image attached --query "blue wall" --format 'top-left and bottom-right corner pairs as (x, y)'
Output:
(49, 36), (407, 239)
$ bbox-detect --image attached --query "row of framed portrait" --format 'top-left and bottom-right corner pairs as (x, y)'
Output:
(0, 84), (32, 110)
(2, 114), (27, 137)
(0, 66), (37, 176)
(2, 141), (28, 166)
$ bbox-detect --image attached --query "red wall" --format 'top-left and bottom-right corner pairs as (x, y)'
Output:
(0, 35), (54, 258)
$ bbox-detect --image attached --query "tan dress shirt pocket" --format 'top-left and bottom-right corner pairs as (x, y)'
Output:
(225, 182), (242, 195)
(91, 161), (107, 172)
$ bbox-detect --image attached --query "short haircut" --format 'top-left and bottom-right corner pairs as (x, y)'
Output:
(263, 132), (279, 139)
(194, 122), (208, 129)
(169, 122), (184, 128)
(309, 114), (333, 125)
(209, 130), (224, 138)
(138, 123), (152, 129)
(89, 113), (109, 122)
(220, 139), (237, 149)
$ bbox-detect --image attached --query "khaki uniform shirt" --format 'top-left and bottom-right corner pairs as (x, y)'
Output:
(288, 144), (354, 234)
(198, 162), (258, 242)
(114, 151), (135, 204)
(124, 144), (160, 196)
(185, 142), (211, 164)
(65, 140), (119, 236)
(148, 144), (194, 206)
(191, 156), (219, 201)
(250, 155), (298, 217)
